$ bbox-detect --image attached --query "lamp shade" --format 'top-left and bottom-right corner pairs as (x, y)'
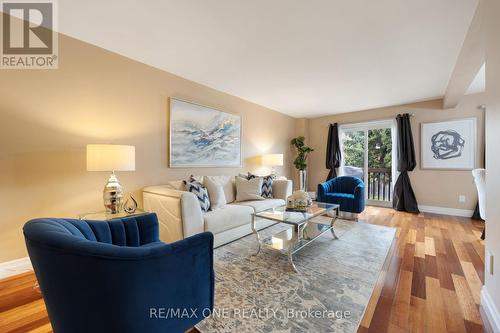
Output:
(86, 144), (135, 172)
(261, 154), (283, 166)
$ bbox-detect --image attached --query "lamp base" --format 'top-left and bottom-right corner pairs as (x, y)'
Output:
(103, 171), (123, 214)
(271, 167), (277, 179)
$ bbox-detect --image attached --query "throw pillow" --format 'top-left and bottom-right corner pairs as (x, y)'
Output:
(204, 177), (227, 210)
(204, 175), (236, 203)
(248, 172), (273, 198)
(260, 175), (274, 198)
(246, 172), (257, 179)
(183, 179), (210, 212)
(235, 176), (264, 202)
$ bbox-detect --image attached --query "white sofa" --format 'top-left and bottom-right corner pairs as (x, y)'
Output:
(143, 176), (293, 247)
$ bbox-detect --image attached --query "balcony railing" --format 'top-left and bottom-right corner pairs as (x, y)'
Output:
(367, 168), (392, 202)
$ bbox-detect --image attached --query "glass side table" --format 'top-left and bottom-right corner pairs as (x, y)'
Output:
(78, 209), (147, 221)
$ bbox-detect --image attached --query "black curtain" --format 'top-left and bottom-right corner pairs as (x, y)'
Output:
(326, 123), (341, 180)
(393, 113), (420, 213)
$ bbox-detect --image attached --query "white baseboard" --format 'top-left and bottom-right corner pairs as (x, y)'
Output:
(481, 286), (500, 333)
(0, 257), (33, 280)
(418, 205), (474, 217)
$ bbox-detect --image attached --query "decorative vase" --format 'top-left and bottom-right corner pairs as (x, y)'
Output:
(299, 169), (307, 191)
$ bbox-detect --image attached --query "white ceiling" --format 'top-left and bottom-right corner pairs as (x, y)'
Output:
(56, 0), (477, 118)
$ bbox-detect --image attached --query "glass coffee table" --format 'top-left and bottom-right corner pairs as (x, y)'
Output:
(251, 202), (340, 272)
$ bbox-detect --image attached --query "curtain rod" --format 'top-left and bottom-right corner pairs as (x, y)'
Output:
(329, 113), (414, 127)
(335, 118), (395, 128)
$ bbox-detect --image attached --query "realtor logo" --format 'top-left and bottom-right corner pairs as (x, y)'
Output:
(1, 0), (58, 69)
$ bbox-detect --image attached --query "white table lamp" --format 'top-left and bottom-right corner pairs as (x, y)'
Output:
(261, 154), (283, 178)
(87, 144), (135, 214)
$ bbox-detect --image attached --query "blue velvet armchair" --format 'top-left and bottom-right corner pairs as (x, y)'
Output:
(317, 176), (366, 214)
(23, 213), (214, 333)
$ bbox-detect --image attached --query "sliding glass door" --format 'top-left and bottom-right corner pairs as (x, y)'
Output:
(341, 129), (365, 180)
(340, 120), (397, 207)
(367, 128), (393, 204)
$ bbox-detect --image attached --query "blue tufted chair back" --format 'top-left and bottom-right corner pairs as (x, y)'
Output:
(24, 214), (160, 248)
(334, 176), (363, 194)
(320, 176), (363, 194)
(23, 213), (214, 333)
(317, 176), (366, 214)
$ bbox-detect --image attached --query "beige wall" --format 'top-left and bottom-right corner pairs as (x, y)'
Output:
(0, 21), (490, 272)
(484, 0), (500, 321)
(306, 95), (485, 210)
(0, 33), (296, 262)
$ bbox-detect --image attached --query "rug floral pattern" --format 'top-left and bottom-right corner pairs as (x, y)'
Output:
(196, 218), (396, 333)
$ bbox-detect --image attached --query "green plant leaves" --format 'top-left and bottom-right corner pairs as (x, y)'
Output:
(291, 136), (314, 171)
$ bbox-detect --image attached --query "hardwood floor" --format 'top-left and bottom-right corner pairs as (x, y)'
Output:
(357, 207), (486, 333)
(0, 273), (51, 333)
(0, 207), (485, 333)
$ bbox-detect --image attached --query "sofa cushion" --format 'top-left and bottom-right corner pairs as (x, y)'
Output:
(272, 179), (293, 200)
(248, 173), (273, 198)
(234, 199), (285, 213)
(260, 175), (274, 198)
(203, 175), (235, 203)
(184, 179), (210, 212)
(204, 177), (227, 210)
(204, 204), (253, 234)
(236, 176), (264, 202)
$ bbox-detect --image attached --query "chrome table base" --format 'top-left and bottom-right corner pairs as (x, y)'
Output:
(252, 208), (339, 273)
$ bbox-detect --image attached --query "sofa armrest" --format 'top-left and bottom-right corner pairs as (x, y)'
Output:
(180, 192), (204, 237)
(353, 183), (364, 198)
(272, 179), (293, 200)
(143, 186), (204, 242)
(318, 178), (339, 201)
(317, 181), (328, 201)
(353, 183), (366, 213)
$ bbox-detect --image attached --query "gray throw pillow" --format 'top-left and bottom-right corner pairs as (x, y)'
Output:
(204, 177), (227, 210)
(236, 176), (264, 202)
(248, 172), (273, 198)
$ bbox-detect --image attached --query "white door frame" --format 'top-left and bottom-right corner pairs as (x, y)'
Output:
(339, 119), (398, 207)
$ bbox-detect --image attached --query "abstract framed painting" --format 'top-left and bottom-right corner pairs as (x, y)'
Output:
(420, 117), (476, 170)
(169, 98), (241, 167)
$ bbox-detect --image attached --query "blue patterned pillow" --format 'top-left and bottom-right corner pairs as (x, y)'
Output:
(248, 173), (273, 198)
(261, 175), (273, 198)
(183, 178), (210, 212)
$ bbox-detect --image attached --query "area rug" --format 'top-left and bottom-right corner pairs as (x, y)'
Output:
(196, 218), (396, 333)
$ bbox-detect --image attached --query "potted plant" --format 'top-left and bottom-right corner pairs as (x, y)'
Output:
(290, 136), (314, 191)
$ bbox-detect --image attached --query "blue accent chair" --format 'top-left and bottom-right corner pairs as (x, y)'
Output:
(317, 176), (366, 214)
(23, 213), (214, 333)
